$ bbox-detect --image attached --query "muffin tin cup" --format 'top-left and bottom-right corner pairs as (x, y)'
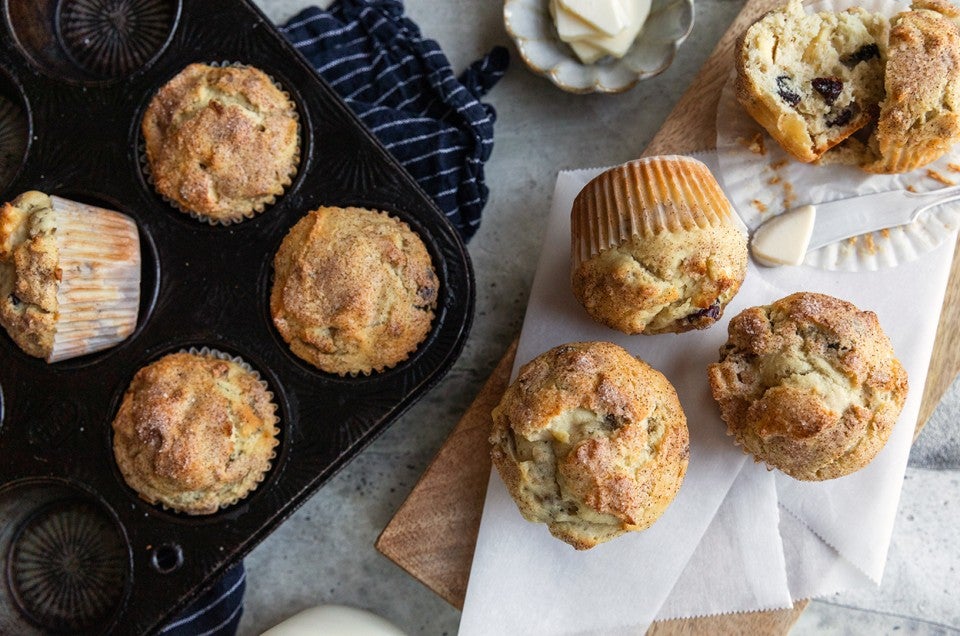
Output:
(0, 0), (474, 631)
(0, 478), (132, 635)
(570, 155), (742, 270)
(126, 345), (281, 515)
(139, 60), (302, 226)
(5, 0), (182, 85)
(0, 67), (30, 195)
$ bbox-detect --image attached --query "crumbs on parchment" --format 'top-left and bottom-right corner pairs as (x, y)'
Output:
(741, 132), (766, 155)
(927, 169), (956, 186)
(948, 163), (960, 173)
(752, 199), (768, 213)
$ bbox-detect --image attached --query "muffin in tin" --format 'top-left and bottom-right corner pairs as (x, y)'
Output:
(141, 63), (300, 223)
(571, 156), (748, 335)
(490, 341), (690, 549)
(270, 206), (439, 376)
(707, 292), (908, 481)
(112, 350), (279, 515)
(0, 191), (141, 362)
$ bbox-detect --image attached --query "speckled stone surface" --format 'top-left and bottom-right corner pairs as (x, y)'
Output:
(242, 1), (960, 634)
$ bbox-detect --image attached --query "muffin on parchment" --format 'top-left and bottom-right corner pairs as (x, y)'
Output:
(490, 341), (689, 549)
(112, 350), (279, 515)
(707, 292), (908, 481)
(0, 191), (140, 362)
(142, 63), (300, 223)
(270, 207), (438, 376)
(735, 0), (888, 163)
(571, 156), (747, 335)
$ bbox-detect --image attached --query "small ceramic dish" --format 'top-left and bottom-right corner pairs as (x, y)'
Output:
(504, 0), (695, 94)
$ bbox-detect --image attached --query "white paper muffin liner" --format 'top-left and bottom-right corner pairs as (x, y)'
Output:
(48, 196), (141, 363)
(140, 61), (301, 226)
(571, 155), (747, 271)
(717, 0), (960, 272)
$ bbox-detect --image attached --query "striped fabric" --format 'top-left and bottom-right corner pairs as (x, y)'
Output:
(280, 0), (509, 241)
(159, 563), (246, 635)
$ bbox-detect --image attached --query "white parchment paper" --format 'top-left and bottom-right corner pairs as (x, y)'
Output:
(459, 155), (957, 633)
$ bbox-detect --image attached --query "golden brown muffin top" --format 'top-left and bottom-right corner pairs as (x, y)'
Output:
(142, 63), (300, 221)
(864, 5), (960, 173)
(490, 341), (689, 549)
(0, 191), (59, 358)
(270, 207), (438, 376)
(707, 292), (908, 481)
(112, 352), (279, 515)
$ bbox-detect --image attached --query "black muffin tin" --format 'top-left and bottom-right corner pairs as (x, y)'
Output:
(0, 0), (474, 633)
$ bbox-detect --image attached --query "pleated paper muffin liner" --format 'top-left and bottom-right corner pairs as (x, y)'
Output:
(570, 155), (745, 272)
(140, 61), (301, 226)
(141, 347), (280, 515)
(48, 196), (141, 363)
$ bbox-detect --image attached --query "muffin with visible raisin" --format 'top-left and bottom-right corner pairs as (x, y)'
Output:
(735, 0), (888, 163)
(142, 63), (300, 223)
(570, 156), (747, 335)
(270, 207), (438, 376)
(0, 191), (140, 362)
(707, 292), (908, 481)
(112, 350), (279, 514)
(490, 341), (689, 549)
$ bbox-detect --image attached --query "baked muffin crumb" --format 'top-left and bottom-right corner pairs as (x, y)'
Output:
(490, 341), (689, 549)
(112, 351), (279, 514)
(707, 292), (908, 481)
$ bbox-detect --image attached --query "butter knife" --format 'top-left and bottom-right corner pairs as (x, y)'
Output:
(751, 184), (960, 266)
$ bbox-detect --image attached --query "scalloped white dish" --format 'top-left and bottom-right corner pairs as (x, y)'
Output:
(504, 0), (694, 94)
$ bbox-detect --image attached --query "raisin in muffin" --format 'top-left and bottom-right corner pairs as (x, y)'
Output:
(490, 341), (689, 549)
(735, 0), (888, 163)
(0, 191), (140, 362)
(270, 207), (438, 376)
(112, 351), (279, 514)
(571, 156), (747, 335)
(859, 4), (960, 173)
(142, 63), (300, 223)
(707, 292), (908, 481)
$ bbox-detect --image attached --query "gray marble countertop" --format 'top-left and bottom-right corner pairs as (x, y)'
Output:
(243, 1), (960, 634)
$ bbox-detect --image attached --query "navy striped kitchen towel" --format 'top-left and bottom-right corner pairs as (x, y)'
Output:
(159, 563), (245, 635)
(280, 0), (509, 241)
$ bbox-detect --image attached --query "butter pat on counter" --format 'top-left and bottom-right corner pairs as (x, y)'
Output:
(550, 0), (652, 63)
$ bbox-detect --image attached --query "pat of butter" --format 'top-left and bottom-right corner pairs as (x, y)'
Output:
(580, 0), (650, 58)
(550, 0), (598, 41)
(553, 0), (652, 63)
(750, 204), (817, 267)
(568, 39), (607, 64)
(558, 0), (631, 36)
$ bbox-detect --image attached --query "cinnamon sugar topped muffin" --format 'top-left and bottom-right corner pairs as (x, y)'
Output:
(707, 292), (908, 481)
(270, 207), (438, 376)
(112, 351), (279, 514)
(490, 341), (689, 549)
(142, 63), (300, 223)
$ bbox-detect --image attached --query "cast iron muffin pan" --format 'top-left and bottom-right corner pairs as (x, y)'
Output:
(0, 0), (474, 633)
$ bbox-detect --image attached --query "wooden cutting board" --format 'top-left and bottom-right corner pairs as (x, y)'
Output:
(376, 0), (960, 630)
